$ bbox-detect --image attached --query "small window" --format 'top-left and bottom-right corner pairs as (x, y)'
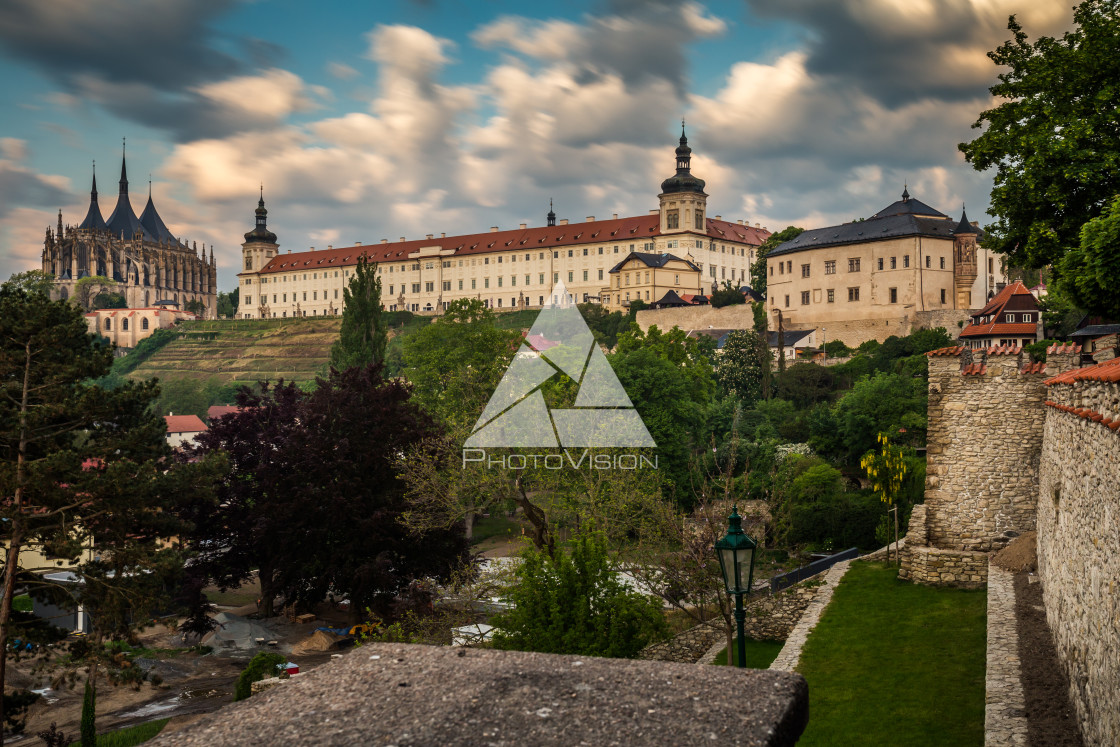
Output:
(785, 294), (790, 307)
(779, 263), (784, 275)
(801, 264), (810, 278)
(1022, 313), (1031, 323)
(801, 291), (810, 305)
(105, 318), (111, 330)
(827, 289), (835, 303)
(889, 287), (898, 304)
(889, 257), (896, 269)
(849, 258), (861, 272)
(142, 317), (149, 330)
(848, 287), (860, 302)
(122, 318), (129, 331)
(940, 257), (946, 270)
(940, 289), (946, 304)
(824, 260), (836, 275)
(925, 255), (931, 268)
(904, 255), (910, 268)
(1005, 313), (1014, 322)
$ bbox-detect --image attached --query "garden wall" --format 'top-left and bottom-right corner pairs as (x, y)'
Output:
(1036, 363), (1120, 747)
(899, 506), (988, 587)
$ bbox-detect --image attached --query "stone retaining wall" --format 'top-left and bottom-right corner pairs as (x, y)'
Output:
(1036, 371), (1120, 747)
(899, 505), (988, 587)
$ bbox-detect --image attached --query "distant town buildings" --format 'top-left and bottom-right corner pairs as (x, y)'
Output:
(958, 281), (1042, 349)
(236, 129), (770, 319)
(86, 303), (196, 349)
(765, 189), (1007, 346)
(40, 145), (217, 317)
(164, 414), (207, 448)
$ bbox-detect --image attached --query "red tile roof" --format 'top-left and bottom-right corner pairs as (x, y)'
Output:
(961, 362), (987, 375)
(1045, 356), (1120, 386)
(207, 405), (243, 421)
(926, 346), (966, 357)
(983, 344), (1023, 355)
(1047, 342), (1079, 355)
(973, 281), (1033, 318)
(960, 281), (1040, 339)
(1020, 361), (1046, 374)
(1045, 400), (1120, 430)
(255, 216), (769, 275)
(164, 414), (208, 433)
(960, 322), (1037, 338)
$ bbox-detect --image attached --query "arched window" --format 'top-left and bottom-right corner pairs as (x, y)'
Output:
(142, 317), (149, 330)
(104, 318), (111, 330)
(122, 318), (129, 331)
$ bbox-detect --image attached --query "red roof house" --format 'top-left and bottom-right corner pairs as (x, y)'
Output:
(958, 281), (1041, 349)
(164, 414), (208, 448)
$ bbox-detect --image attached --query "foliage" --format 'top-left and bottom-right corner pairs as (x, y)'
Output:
(774, 363), (835, 410)
(72, 276), (114, 312)
(491, 530), (667, 659)
(216, 287), (239, 318)
(66, 718), (169, 747)
(861, 433), (909, 507)
(80, 679), (96, 747)
(4, 270), (54, 298)
(1038, 292), (1084, 339)
(1024, 338), (1060, 363)
(1, 689), (39, 735)
(815, 372), (927, 466)
(233, 652), (286, 701)
(749, 226), (804, 298)
(92, 291), (127, 310)
(796, 562), (985, 747)
(1058, 193), (1120, 320)
(578, 303), (636, 349)
(790, 493), (885, 551)
(714, 330), (769, 405)
(709, 281), (745, 308)
(823, 339), (853, 357)
(183, 299), (205, 316)
(330, 254), (387, 370)
(37, 721), (69, 747)
(959, 0), (1120, 275)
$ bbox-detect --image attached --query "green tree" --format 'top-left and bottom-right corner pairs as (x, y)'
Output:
(714, 330), (769, 405)
(4, 271), (53, 298)
(829, 372), (927, 466)
(92, 291), (127, 310)
(233, 652), (286, 701)
(491, 529), (667, 658)
(1058, 193), (1120, 319)
(80, 679), (95, 747)
(959, 0), (1120, 273)
(217, 288), (239, 318)
(710, 281), (745, 308)
(72, 275), (114, 312)
(750, 226), (804, 297)
(330, 254), (387, 370)
(183, 298), (205, 316)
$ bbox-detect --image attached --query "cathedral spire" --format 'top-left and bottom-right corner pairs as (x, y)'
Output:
(119, 138), (129, 195)
(244, 188), (278, 245)
(79, 161), (108, 231)
(660, 122), (706, 195)
(547, 198), (556, 227)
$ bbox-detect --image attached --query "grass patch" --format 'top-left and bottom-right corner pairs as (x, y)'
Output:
(711, 638), (785, 668)
(795, 561), (986, 747)
(13, 595), (32, 613)
(470, 513), (521, 546)
(68, 718), (169, 746)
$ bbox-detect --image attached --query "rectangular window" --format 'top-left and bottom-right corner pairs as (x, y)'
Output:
(801, 264), (810, 278)
(471, 279), (476, 289)
(568, 271), (574, 282)
(667, 209), (679, 229)
(827, 289), (835, 303)
(940, 288), (946, 304)
(890, 257), (896, 269)
(412, 283), (420, 294)
(889, 287), (898, 304)
(878, 258), (884, 270)
(779, 263), (784, 275)
(925, 255), (931, 268)
(554, 272), (559, 283)
(568, 250), (573, 258)
(313, 291), (317, 300)
(849, 258), (861, 272)
(511, 276), (516, 287)
(334, 289), (338, 299)
(675, 274), (680, 285)
(425, 282), (434, 292)
(989, 258), (994, 274)
(302, 292), (307, 301)
(245, 296), (251, 305)
(787, 261), (792, 273)
(940, 257), (946, 270)
(1005, 313), (1014, 322)
(848, 287), (860, 301)
(583, 248), (588, 256)
(784, 294), (790, 307)
(525, 274), (530, 285)
(498, 277), (503, 287)
(458, 280), (463, 290)
(824, 260), (836, 275)
(801, 291), (810, 305)
(1022, 313), (1031, 323)
(539, 273), (544, 284)
(484, 278), (490, 289)
(904, 255), (910, 268)
(442, 281), (451, 291)
(598, 269), (603, 280)
(583, 270), (588, 281)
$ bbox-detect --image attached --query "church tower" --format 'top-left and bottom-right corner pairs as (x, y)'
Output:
(240, 189), (279, 318)
(953, 208), (979, 309)
(658, 124), (707, 236)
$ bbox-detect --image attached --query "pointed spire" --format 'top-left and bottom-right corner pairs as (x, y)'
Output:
(119, 137), (128, 195)
(79, 161), (108, 231)
(92, 161), (98, 199)
(661, 121), (706, 195)
(547, 198), (556, 227)
(901, 183), (910, 202)
(245, 188), (278, 245)
(954, 207), (978, 236)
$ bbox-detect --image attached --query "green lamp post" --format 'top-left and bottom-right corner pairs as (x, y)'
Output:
(715, 506), (758, 668)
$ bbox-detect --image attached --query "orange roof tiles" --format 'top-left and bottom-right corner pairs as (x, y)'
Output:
(1044, 400), (1120, 430)
(1047, 342), (1079, 355)
(961, 363), (987, 375)
(164, 414), (208, 433)
(983, 344), (1023, 355)
(255, 216), (769, 275)
(1020, 361), (1046, 374)
(960, 322), (1037, 338)
(973, 280), (1033, 318)
(1045, 356), (1120, 386)
(926, 346), (966, 356)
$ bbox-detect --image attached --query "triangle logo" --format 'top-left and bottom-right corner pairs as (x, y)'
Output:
(464, 283), (656, 448)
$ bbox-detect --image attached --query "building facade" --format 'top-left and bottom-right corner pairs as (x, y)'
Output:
(237, 130), (769, 319)
(958, 281), (1041, 349)
(41, 147), (217, 316)
(602, 251), (702, 309)
(766, 191), (1007, 345)
(85, 305), (196, 349)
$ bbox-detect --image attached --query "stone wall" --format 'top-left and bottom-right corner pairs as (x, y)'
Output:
(743, 584), (819, 640)
(635, 303), (757, 333)
(899, 505), (989, 587)
(923, 346), (1057, 551)
(1036, 364), (1120, 747)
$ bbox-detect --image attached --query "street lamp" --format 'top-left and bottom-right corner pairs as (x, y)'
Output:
(715, 506), (758, 668)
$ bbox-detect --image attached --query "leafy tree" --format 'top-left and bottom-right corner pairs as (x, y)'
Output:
(183, 298), (205, 316)
(578, 303), (631, 349)
(0, 281), (219, 738)
(959, 0), (1120, 273)
(92, 291), (127, 310)
(330, 254), (387, 370)
(828, 372), (927, 466)
(1058, 193), (1120, 319)
(72, 275), (114, 312)
(749, 226), (804, 298)
(775, 363), (835, 410)
(714, 330), (769, 405)
(4, 270), (53, 298)
(233, 652), (286, 701)
(861, 433), (910, 559)
(823, 339), (853, 358)
(217, 288), (239, 318)
(491, 529), (667, 658)
(1024, 338), (1061, 363)
(710, 281), (745, 308)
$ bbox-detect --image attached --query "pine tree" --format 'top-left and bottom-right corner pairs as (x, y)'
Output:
(329, 254), (387, 370)
(80, 679), (95, 747)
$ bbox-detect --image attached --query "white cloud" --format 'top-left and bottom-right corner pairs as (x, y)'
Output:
(194, 69), (318, 120)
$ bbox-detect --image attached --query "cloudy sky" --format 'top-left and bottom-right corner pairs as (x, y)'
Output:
(0, 0), (1075, 290)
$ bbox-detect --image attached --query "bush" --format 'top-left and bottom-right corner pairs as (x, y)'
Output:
(790, 493), (884, 550)
(233, 652), (286, 701)
(491, 530), (667, 658)
(710, 281), (746, 308)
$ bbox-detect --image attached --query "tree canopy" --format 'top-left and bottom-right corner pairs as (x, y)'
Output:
(330, 254), (387, 370)
(750, 226), (804, 297)
(959, 0), (1120, 275)
(1057, 193), (1120, 319)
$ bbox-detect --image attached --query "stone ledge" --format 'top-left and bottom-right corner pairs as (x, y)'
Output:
(153, 643), (809, 747)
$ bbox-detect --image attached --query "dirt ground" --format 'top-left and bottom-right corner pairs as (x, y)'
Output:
(1014, 572), (1084, 746)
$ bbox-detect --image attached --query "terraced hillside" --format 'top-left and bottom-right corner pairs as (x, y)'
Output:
(129, 318), (343, 385)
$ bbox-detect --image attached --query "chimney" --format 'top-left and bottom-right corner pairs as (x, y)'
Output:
(971, 221), (979, 228)
(310, 246), (315, 251)
(519, 223), (527, 230)
(441, 232), (446, 238)
(715, 215), (722, 220)
(559, 218), (569, 225)
(649, 209), (658, 215)
(380, 239), (388, 244)
(355, 241), (362, 246)
(400, 237), (406, 242)
(426, 234), (433, 240)
(755, 223), (761, 228)
(586, 216), (595, 222)
(490, 226), (499, 232)
(286, 249), (291, 254)
(327, 245), (332, 250)
(612, 213), (618, 220)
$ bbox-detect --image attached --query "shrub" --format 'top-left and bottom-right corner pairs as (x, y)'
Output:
(233, 652), (286, 701)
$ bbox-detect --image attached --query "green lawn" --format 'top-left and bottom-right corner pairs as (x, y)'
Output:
(69, 718), (169, 747)
(711, 638), (785, 668)
(796, 561), (986, 747)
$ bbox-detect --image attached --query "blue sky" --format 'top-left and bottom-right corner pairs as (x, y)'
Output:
(0, 0), (1075, 289)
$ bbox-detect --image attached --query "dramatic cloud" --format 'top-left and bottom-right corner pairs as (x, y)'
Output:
(0, 139), (72, 221)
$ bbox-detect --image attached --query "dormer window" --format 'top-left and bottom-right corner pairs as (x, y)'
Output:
(1005, 313), (1014, 323)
